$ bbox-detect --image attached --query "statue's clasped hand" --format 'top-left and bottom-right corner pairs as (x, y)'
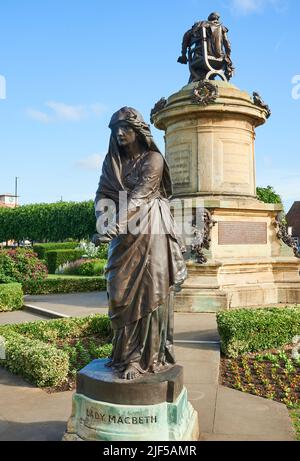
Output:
(92, 223), (118, 245)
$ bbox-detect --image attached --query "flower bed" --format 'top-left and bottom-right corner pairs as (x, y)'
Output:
(218, 307), (300, 440)
(0, 315), (112, 389)
(221, 347), (300, 406)
(221, 346), (300, 440)
(46, 249), (85, 274)
(56, 258), (107, 277)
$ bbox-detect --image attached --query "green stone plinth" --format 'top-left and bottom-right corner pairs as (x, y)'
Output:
(63, 387), (199, 441)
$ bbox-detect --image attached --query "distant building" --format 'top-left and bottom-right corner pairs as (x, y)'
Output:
(0, 193), (18, 208)
(286, 202), (300, 247)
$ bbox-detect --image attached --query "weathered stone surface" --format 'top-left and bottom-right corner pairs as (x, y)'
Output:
(153, 81), (267, 199)
(175, 257), (300, 311)
(63, 388), (199, 442)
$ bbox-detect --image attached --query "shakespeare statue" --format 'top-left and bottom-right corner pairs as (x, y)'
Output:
(178, 12), (234, 82)
(94, 107), (187, 381)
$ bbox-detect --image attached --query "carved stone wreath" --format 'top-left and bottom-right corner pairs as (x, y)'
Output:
(150, 97), (167, 124)
(191, 209), (216, 264)
(273, 215), (300, 258)
(253, 91), (271, 119)
(192, 81), (219, 106)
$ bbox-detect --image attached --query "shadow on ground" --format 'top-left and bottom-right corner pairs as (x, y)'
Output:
(0, 420), (66, 441)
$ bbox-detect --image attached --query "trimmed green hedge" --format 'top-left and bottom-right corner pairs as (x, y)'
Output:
(3, 315), (111, 343)
(0, 283), (23, 312)
(0, 201), (96, 243)
(0, 315), (111, 387)
(217, 307), (300, 358)
(33, 242), (78, 260)
(46, 249), (84, 274)
(0, 331), (69, 387)
(23, 275), (106, 295)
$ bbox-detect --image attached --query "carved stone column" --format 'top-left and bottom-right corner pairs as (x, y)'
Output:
(152, 81), (300, 311)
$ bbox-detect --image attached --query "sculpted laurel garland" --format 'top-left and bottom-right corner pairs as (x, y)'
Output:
(192, 81), (219, 106)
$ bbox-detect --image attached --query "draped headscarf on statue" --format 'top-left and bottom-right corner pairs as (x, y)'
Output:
(97, 107), (173, 203)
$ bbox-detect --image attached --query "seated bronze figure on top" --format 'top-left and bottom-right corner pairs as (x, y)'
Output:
(94, 107), (187, 380)
(178, 12), (235, 83)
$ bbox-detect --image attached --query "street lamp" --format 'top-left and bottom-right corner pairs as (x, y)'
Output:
(15, 176), (19, 207)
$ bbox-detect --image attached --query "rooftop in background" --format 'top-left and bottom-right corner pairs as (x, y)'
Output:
(0, 193), (18, 208)
(286, 202), (300, 239)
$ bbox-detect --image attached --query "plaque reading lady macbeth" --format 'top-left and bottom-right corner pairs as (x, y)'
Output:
(94, 107), (187, 381)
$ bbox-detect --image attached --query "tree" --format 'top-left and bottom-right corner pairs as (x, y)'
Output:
(256, 186), (282, 205)
(0, 201), (96, 243)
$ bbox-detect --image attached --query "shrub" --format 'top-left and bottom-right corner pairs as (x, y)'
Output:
(5, 248), (48, 283)
(46, 249), (84, 274)
(0, 248), (48, 285)
(6, 315), (111, 343)
(76, 241), (99, 259)
(56, 258), (106, 276)
(0, 331), (69, 387)
(0, 315), (111, 387)
(23, 275), (106, 295)
(257, 186), (282, 205)
(76, 260), (96, 276)
(97, 244), (109, 260)
(33, 242), (78, 260)
(217, 307), (300, 358)
(76, 241), (109, 260)
(0, 283), (23, 312)
(92, 260), (107, 276)
(0, 251), (19, 283)
(77, 259), (106, 276)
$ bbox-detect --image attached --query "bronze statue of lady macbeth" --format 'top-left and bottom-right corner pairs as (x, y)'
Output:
(94, 107), (187, 381)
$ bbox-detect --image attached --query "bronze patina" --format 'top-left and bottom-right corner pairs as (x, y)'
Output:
(178, 12), (234, 82)
(95, 107), (187, 381)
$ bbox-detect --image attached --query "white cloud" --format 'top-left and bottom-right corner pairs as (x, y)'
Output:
(231, 0), (286, 15)
(46, 101), (87, 122)
(76, 153), (105, 171)
(26, 108), (51, 123)
(27, 101), (106, 123)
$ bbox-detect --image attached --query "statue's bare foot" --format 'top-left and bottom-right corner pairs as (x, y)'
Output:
(121, 365), (141, 380)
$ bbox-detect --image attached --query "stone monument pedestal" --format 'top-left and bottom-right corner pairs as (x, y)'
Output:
(173, 196), (300, 311)
(63, 359), (199, 441)
(152, 81), (300, 311)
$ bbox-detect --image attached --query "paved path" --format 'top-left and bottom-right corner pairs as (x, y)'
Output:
(24, 292), (108, 318)
(0, 293), (296, 441)
(0, 310), (47, 325)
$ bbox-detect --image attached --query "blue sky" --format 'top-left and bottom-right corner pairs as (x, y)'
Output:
(0, 0), (299, 211)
